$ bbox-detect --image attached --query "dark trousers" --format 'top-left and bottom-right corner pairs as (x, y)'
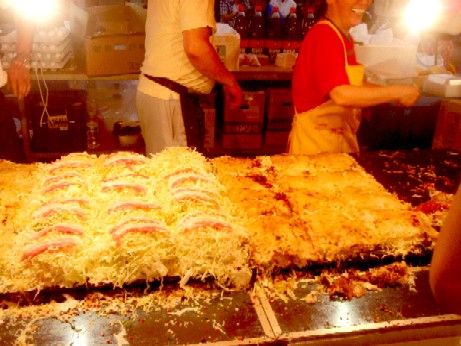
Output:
(143, 75), (206, 152)
(0, 92), (26, 162)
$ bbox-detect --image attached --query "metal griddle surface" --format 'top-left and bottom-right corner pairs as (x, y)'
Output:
(1, 150), (461, 345)
(351, 149), (461, 206)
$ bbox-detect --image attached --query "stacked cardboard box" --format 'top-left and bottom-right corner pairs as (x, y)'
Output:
(264, 88), (294, 152)
(70, 4), (146, 76)
(432, 99), (461, 150)
(200, 92), (218, 151)
(222, 91), (265, 149)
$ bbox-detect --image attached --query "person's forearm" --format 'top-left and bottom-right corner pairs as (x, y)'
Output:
(330, 84), (414, 108)
(8, 14), (33, 99)
(15, 16), (34, 57)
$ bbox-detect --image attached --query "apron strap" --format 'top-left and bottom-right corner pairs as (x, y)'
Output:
(317, 19), (350, 69)
(143, 74), (205, 151)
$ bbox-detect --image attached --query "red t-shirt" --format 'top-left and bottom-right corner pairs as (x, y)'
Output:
(292, 20), (359, 113)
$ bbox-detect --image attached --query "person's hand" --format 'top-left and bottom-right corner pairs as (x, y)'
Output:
(224, 80), (244, 109)
(7, 58), (31, 100)
(396, 85), (420, 107)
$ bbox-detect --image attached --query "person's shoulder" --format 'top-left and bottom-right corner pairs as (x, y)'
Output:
(308, 22), (336, 38)
(312, 21), (334, 32)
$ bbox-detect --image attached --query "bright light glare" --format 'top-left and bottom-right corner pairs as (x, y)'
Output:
(404, 0), (443, 32)
(12, 0), (59, 22)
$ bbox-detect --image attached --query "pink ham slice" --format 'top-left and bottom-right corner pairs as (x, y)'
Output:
(164, 167), (202, 179)
(179, 216), (233, 232)
(32, 204), (87, 219)
(43, 181), (83, 193)
(30, 223), (84, 240)
(22, 238), (78, 260)
(172, 189), (220, 209)
(109, 217), (158, 234)
(101, 181), (147, 194)
(48, 161), (92, 174)
(168, 173), (214, 189)
(44, 172), (83, 185)
(107, 200), (161, 213)
(103, 155), (147, 167)
(103, 173), (149, 182)
(171, 187), (219, 199)
(112, 222), (169, 246)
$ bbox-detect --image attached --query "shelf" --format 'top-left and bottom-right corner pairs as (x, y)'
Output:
(232, 65), (293, 81)
(32, 65), (293, 81)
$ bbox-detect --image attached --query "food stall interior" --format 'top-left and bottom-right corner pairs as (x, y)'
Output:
(1, 1), (461, 345)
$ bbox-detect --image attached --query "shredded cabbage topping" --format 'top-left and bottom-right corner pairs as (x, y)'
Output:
(0, 148), (251, 294)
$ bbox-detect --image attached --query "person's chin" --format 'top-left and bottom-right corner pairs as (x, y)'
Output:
(350, 16), (364, 27)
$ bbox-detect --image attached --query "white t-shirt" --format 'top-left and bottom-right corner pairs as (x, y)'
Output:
(138, 0), (217, 100)
(0, 65), (7, 88)
(269, 0), (297, 18)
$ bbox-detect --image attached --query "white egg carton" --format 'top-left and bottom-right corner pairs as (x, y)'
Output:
(0, 25), (74, 71)
(1, 30), (72, 54)
(1, 50), (73, 71)
(0, 26), (70, 44)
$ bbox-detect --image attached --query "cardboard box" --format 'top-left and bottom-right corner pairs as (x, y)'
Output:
(423, 74), (461, 98)
(432, 99), (461, 150)
(222, 134), (263, 149)
(266, 88), (294, 120)
(266, 88), (294, 131)
(275, 53), (297, 69)
(223, 122), (263, 134)
(203, 108), (216, 149)
(211, 34), (240, 71)
(224, 91), (265, 123)
(199, 92), (217, 150)
(264, 130), (290, 151)
(70, 4), (146, 76)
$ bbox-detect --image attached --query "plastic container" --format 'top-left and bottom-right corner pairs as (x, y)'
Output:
(113, 121), (143, 148)
(86, 99), (101, 149)
(233, 5), (249, 53)
(248, 5), (266, 55)
(265, 6), (282, 64)
(282, 7), (301, 53)
(301, 7), (315, 38)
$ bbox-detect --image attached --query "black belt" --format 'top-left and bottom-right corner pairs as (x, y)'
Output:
(144, 74), (205, 151)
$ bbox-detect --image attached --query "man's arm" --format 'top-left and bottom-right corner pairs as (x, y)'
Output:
(183, 27), (243, 108)
(7, 14), (34, 99)
(430, 185), (461, 314)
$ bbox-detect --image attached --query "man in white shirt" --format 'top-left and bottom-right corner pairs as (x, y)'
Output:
(137, 0), (243, 155)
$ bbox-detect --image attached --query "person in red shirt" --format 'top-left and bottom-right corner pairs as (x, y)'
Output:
(289, 0), (420, 155)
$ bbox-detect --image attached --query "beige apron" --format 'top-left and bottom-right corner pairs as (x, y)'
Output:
(288, 20), (365, 155)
